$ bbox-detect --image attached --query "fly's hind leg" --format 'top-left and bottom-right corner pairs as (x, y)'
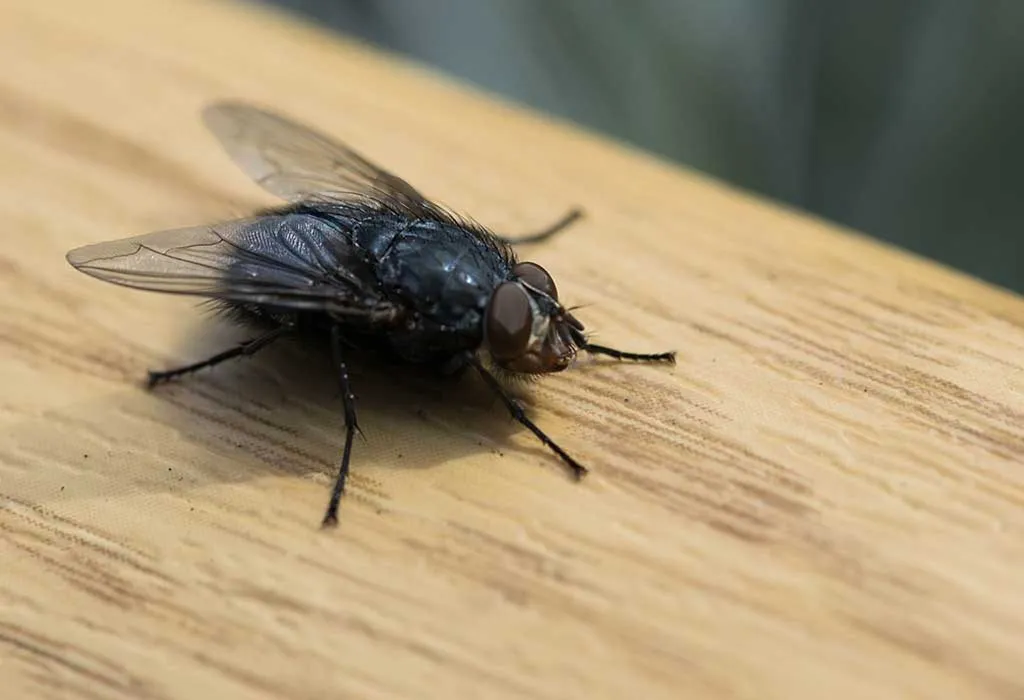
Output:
(497, 207), (583, 245)
(146, 325), (291, 388)
(321, 325), (360, 528)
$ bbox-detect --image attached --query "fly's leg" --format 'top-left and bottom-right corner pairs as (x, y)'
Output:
(146, 325), (290, 388)
(497, 207), (583, 245)
(468, 354), (587, 480)
(569, 328), (676, 364)
(580, 343), (676, 364)
(321, 325), (360, 528)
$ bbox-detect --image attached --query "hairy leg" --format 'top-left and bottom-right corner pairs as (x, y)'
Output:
(497, 207), (583, 245)
(321, 325), (361, 527)
(146, 325), (290, 388)
(468, 354), (587, 480)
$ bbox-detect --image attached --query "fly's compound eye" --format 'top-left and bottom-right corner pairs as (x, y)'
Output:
(486, 282), (535, 361)
(513, 261), (557, 300)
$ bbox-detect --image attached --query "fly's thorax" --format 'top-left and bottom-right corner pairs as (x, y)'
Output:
(378, 220), (511, 326)
(484, 261), (583, 375)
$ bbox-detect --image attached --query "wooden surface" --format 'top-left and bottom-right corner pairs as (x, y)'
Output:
(2, 1), (1024, 698)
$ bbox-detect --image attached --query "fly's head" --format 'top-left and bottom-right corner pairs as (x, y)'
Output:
(483, 261), (584, 375)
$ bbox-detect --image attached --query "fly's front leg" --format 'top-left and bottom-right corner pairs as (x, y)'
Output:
(569, 328), (676, 364)
(579, 343), (676, 364)
(146, 325), (291, 388)
(468, 354), (587, 480)
(497, 207), (583, 245)
(322, 325), (361, 528)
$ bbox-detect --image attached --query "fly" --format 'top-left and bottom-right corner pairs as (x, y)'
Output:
(66, 101), (676, 527)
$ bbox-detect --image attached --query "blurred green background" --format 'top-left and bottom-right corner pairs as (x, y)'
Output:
(265, 1), (1023, 293)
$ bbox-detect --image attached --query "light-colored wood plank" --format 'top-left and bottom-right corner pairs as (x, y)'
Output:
(1, 1), (1023, 698)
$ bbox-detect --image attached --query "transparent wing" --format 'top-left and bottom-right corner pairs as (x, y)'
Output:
(66, 215), (397, 319)
(203, 100), (431, 210)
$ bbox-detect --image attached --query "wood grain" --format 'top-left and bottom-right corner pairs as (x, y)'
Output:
(2, 1), (1024, 698)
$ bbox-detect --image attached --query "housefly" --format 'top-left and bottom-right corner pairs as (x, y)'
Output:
(66, 101), (676, 527)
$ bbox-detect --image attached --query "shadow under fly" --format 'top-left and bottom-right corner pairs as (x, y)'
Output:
(65, 101), (676, 528)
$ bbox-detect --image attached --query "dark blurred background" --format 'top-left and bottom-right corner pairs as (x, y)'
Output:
(265, 0), (1023, 293)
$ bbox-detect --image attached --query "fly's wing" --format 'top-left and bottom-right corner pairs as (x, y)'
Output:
(202, 101), (516, 263)
(66, 214), (399, 321)
(203, 100), (434, 213)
